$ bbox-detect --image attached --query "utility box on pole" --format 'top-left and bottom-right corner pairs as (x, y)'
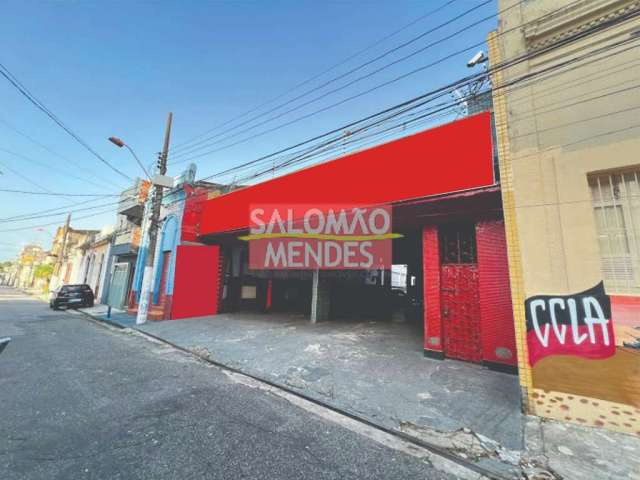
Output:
(136, 112), (173, 325)
(151, 174), (174, 189)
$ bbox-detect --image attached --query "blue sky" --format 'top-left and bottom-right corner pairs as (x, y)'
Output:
(0, 0), (497, 261)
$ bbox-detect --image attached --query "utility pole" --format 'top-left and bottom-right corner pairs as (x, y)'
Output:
(53, 213), (71, 289)
(136, 112), (172, 325)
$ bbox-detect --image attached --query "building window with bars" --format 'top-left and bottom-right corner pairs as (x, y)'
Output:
(589, 170), (640, 294)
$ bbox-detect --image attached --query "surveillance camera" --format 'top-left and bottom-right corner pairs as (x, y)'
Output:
(467, 51), (487, 67)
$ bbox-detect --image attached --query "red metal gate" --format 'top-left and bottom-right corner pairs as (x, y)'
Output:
(171, 245), (220, 319)
(440, 224), (482, 363)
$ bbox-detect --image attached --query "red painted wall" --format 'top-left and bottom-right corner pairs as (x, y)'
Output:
(423, 225), (443, 353)
(611, 295), (640, 328)
(182, 185), (213, 242)
(200, 113), (494, 235)
(476, 220), (517, 367)
(171, 245), (220, 319)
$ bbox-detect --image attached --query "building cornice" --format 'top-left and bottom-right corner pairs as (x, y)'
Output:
(524, 0), (639, 49)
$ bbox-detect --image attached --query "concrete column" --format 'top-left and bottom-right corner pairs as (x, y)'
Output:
(310, 269), (330, 323)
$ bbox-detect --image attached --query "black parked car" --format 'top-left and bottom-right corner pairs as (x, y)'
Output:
(50, 284), (94, 310)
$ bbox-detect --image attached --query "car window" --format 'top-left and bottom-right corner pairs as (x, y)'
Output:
(62, 285), (83, 293)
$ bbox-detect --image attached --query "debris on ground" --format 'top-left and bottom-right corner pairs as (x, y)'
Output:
(399, 421), (560, 479)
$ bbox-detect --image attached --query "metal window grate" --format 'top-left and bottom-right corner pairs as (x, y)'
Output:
(439, 223), (477, 264)
(589, 169), (640, 294)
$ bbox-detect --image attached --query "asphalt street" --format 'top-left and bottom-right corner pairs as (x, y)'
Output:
(0, 287), (463, 480)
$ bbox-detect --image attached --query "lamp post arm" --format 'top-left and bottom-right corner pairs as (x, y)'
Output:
(124, 144), (151, 180)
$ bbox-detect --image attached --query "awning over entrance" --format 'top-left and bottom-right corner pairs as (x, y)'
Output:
(197, 112), (494, 237)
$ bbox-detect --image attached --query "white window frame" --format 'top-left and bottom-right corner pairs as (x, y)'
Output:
(589, 169), (640, 294)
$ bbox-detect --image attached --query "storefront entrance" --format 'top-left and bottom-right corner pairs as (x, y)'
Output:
(439, 223), (482, 363)
(422, 214), (517, 372)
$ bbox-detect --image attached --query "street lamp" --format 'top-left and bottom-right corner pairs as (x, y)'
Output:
(109, 135), (154, 325)
(107, 113), (172, 325)
(108, 137), (151, 179)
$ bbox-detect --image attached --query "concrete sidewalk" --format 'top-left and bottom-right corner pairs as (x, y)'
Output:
(72, 306), (640, 480)
(525, 416), (640, 480)
(135, 313), (523, 446)
(80, 303), (137, 328)
(97, 310), (526, 477)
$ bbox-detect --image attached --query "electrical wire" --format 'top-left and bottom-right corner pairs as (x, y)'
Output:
(0, 204), (121, 233)
(496, 56), (640, 112)
(511, 104), (640, 141)
(0, 195), (125, 223)
(1, 198), (105, 222)
(235, 96), (640, 189)
(2, 0), (596, 208)
(1, 0), (596, 233)
(0, 116), (116, 191)
(0, 200), (121, 224)
(170, 0), (619, 166)
(170, 0), (493, 158)
(170, 0), (462, 153)
(190, 16), (640, 187)
(509, 82), (640, 125)
(0, 188), (119, 197)
(0, 190), (137, 225)
(201, 34), (640, 188)
(2, 1), (634, 235)
(169, 1), (515, 163)
(0, 159), (63, 195)
(170, 0), (591, 164)
(0, 62), (132, 183)
(0, 147), (122, 191)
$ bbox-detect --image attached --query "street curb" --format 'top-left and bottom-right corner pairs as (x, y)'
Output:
(19, 290), (129, 331)
(76, 308), (514, 480)
(76, 310), (127, 331)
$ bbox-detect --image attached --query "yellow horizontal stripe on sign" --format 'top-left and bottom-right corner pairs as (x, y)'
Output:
(238, 233), (404, 241)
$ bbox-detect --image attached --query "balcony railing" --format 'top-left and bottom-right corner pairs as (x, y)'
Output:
(117, 180), (150, 222)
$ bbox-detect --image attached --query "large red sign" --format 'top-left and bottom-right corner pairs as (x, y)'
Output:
(246, 204), (393, 269)
(199, 112), (494, 236)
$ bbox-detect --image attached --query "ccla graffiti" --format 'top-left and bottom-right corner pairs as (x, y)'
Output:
(525, 282), (615, 366)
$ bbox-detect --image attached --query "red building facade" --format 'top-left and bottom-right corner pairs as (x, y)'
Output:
(171, 112), (517, 371)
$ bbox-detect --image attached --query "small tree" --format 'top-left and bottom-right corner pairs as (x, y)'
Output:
(34, 264), (53, 279)
(34, 264), (54, 292)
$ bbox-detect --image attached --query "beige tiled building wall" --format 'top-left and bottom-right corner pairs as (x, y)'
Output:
(490, 0), (640, 435)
